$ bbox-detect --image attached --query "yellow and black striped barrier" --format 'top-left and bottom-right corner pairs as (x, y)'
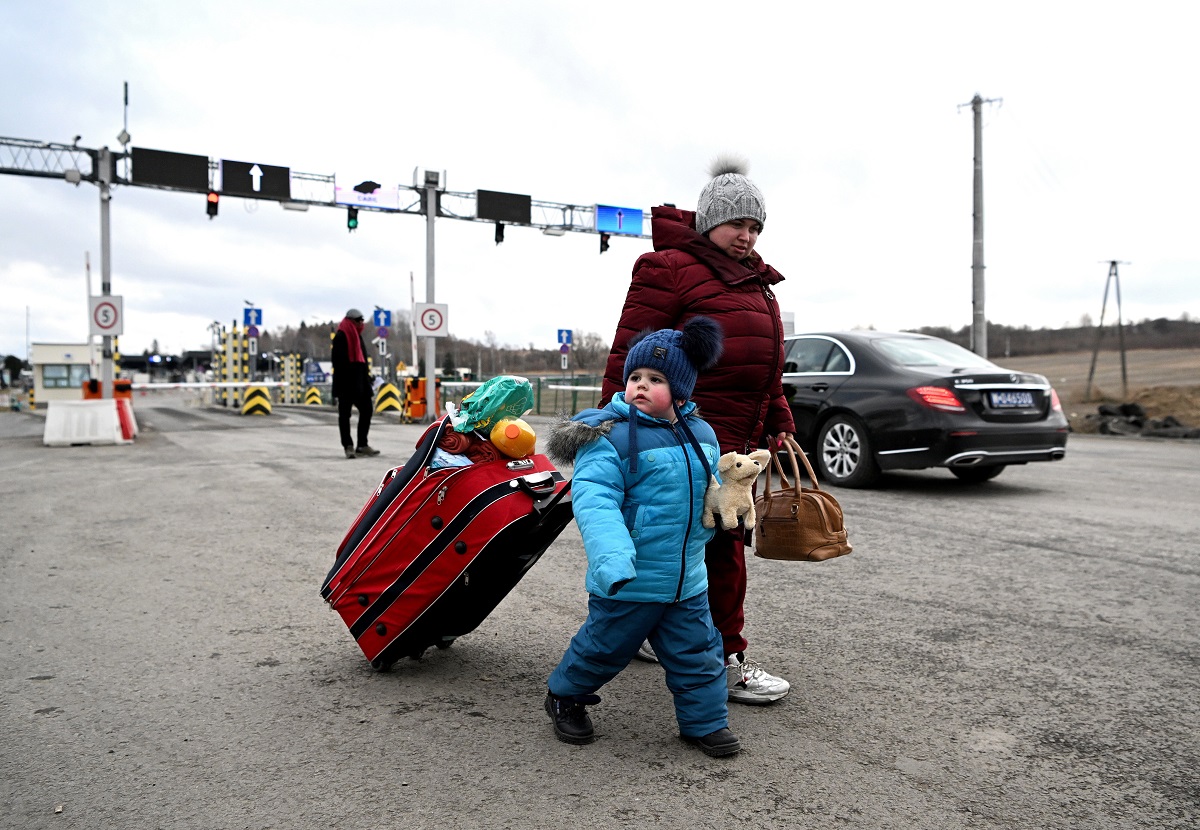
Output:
(28, 386), (36, 411)
(241, 386), (272, 416)
(304, 386), (323, 406)
(375, 382), (402, 414)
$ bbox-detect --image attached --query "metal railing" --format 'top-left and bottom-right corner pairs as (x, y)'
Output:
(439, 376), (604, 416)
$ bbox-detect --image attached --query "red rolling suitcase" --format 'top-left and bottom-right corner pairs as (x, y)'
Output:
(321, 417), (573, 670)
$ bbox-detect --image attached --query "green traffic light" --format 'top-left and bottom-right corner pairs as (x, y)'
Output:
(347, 207), (359, 232)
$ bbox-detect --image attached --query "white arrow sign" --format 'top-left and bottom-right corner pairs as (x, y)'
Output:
(372, 336), (388, 356)
(249, 164), (263, 192)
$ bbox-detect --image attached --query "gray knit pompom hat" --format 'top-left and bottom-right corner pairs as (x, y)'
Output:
(694, 155), (766, 236)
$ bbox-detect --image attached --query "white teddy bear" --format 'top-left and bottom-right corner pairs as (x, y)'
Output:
(702, 450), (772, 530)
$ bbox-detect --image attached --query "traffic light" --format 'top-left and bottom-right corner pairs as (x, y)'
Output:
(206, 191), (219, 219)
(347, 207), (359, 232)
(494, 222), (504, 245)
(600, 232), (611, 254)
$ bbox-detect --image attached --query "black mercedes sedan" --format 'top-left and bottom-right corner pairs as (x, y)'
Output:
(782, 331), (1069, 487)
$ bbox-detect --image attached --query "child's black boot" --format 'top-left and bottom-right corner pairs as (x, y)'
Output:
(544, 690), (601, 745)
(684, 727), (742, 757)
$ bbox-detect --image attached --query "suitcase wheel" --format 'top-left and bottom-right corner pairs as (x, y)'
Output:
(436, 636), (456, 650)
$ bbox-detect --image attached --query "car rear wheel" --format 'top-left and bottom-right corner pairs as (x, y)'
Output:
(817, 415), (880, 488)
(950, 464), (1006, 483)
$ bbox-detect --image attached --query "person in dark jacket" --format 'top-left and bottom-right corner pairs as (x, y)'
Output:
(544, 317), (740, 757)
(331, 309), (379, 459)
(600, 157), (795, 705)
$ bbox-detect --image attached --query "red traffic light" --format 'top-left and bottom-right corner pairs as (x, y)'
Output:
(206, 191), (219, 219)
(599, 232), (611, 254)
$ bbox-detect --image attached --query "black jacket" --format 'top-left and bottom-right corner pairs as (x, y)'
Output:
(331, 330), (370, 400)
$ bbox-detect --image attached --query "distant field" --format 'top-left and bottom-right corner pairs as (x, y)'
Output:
(1004, 348), (1200, 399)
(1005, 348), (1200, 427)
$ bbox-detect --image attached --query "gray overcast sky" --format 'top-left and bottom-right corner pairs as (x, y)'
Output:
(3, 1), (1197, 359)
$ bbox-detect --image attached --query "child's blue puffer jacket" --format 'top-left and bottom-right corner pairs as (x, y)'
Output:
(546, 394), (719, 603)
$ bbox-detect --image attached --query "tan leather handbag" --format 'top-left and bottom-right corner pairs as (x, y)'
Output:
(753, 436), (852, 562)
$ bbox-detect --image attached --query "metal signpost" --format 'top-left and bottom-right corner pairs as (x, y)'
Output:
(558, 328), (572, 373)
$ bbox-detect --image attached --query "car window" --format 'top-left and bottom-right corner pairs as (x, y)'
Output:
(784, 339), (834, 373)
(873, 337), (996, 368)
(824, 345), (851, 372)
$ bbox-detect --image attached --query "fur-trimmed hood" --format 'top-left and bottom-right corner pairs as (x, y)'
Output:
(545, 412), (613, 467)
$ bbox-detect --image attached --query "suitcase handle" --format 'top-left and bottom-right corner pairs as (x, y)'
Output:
(526, 476), (572, 529)
(512, 472), (573, 527)
(515, 471), (557, 497)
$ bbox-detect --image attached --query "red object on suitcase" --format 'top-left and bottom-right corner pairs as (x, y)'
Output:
(321, 417), (573, 670)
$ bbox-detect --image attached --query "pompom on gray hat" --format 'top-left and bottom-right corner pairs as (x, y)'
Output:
(623, 316), (724, 401)
(695, 155), (766, 236)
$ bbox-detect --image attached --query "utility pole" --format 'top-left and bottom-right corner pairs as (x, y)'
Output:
(1085, 261), (1129, 401)
(963, 93), (1001, 358)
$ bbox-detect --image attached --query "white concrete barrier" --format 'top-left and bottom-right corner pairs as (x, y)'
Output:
(43, 400), (132, 447)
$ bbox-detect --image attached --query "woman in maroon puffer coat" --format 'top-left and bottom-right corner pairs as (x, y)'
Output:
(599, 158), (795, 705)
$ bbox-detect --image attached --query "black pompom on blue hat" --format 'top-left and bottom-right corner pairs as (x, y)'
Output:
(623, 316), (724, 400)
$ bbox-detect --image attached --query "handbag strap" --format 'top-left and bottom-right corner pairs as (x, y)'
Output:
(762, 436), (824, 509)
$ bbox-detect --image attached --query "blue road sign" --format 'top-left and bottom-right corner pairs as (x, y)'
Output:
(560, 344), (569, 354)
(244, 308), (262, 326)
(303, 360), (327, 384)
(246, 325), (260, 338)
(373, 309), (392, 327)
(557, 329), (572, 345)
(595, 204), (644, 235)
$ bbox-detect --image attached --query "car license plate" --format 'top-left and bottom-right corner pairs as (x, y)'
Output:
(989, 390), (1034, 408)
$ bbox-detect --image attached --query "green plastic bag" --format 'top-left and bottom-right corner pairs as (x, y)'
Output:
(452, 375), (534, 433)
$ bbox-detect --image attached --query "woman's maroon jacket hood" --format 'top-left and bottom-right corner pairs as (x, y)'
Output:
(601, 206), (795, 452)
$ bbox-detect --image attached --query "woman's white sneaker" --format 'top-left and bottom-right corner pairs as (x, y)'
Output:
(726, 652), (790, 704)
(634, 639), (659, 663)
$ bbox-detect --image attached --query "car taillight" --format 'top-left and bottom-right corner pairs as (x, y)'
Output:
(1050, 388), (1063, 412)
(907, 385), (966, 412)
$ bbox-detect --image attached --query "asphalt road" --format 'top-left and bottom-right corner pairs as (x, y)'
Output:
(1, 402), (1197, 829)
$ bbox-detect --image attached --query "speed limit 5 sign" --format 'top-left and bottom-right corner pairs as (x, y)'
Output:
(89, 295), (124, 337)
(414, 302), (448, 338)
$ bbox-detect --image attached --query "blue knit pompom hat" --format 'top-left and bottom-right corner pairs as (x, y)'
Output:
(623, 316), (724, 400)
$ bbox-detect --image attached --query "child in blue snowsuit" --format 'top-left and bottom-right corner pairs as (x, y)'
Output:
(543, 316), (740, 757)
